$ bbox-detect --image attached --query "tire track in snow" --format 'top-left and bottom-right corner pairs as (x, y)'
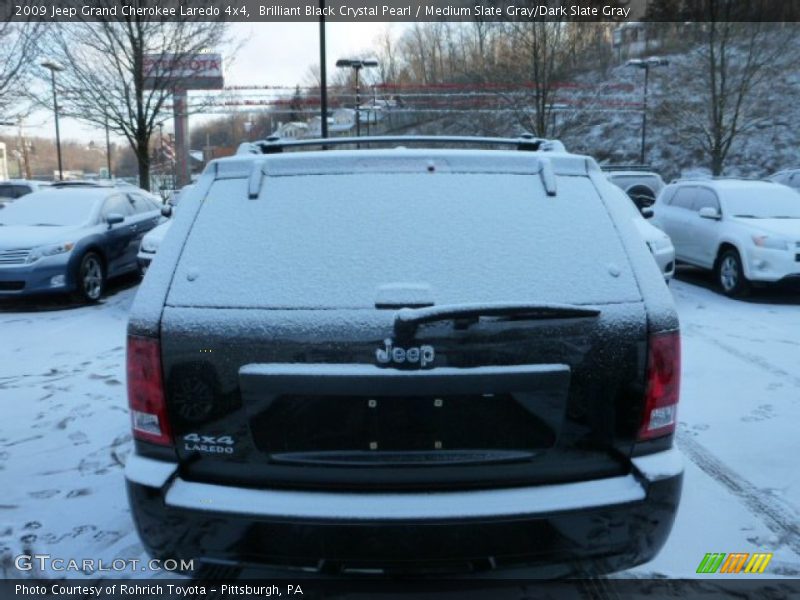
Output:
(576, 577), (622, 600)
(684, 322), (800, 389)
(676, 430), (800, 556)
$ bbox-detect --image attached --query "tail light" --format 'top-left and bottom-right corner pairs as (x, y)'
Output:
(638, 330), (681, 441)
(127, 335), (172, 446)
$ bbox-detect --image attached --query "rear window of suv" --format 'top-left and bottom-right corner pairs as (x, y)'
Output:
(167, 169), (643, 309)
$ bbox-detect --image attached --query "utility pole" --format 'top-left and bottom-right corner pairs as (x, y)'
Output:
(319, 0), (328, 139)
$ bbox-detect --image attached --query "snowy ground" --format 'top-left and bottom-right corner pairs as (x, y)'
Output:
(1, 269), (799, 581)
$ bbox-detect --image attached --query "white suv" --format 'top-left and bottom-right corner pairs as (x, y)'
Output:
(768, 169), (800, 192)
(652, 179), (800, 296)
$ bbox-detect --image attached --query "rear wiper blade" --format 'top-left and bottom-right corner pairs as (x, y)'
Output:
(393, 302), (600, 340)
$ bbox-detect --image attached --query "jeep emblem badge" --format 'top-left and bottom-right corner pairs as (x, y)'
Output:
(376, 338), (435, 368)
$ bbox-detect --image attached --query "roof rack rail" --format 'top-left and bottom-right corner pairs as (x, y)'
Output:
(236, 135), (566, 155)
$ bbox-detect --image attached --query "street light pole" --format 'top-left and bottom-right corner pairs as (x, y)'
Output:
(627, 57), (668, 165)
(336, 58), (378, 141)
(355, 66), (361, 138)
(42, 60), (65, 181)
(105, 115), (112, 179)
(641, 65), (649, 165)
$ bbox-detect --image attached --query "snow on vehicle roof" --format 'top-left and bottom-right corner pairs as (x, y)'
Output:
(694, 179), (782, 190)
(0, 189), (108, 226)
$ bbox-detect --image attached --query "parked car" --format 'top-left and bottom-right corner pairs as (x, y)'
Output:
(0, 187), (162, 302)
(0, 180), (50, 206)
(125, 136), (682, 577)
(50, 179), (154, 194)
(652, 179), (800, 296)
(136, 219), (171, 276)
(136, 185), (193, 275)
(767, 169), (800, 192)
(605, 169), (665, 210)
(608, 186), (675, 281)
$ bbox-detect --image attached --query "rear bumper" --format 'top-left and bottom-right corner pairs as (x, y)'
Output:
(125, 448), (683, 577)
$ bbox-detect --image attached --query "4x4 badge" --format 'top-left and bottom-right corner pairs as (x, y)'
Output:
(183, 433), (235, 455)
(376, 338), (435, 368)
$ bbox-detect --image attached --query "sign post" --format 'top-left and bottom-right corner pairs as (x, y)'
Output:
(173, 89), (189, 187)
(143, 53), (224, 187)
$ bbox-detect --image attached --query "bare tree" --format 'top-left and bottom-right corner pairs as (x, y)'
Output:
(661, 13), (796, 175)
(0, 21), (41, 119)
(494, 21), (569, 138)
(41, 5), (230, 188)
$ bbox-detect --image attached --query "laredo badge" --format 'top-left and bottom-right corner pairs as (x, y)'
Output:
(183, 433), (235, 455)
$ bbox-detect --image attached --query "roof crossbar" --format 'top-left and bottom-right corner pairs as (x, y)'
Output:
(237, 135), (565, 155)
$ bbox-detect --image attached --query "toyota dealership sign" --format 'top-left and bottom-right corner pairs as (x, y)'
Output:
(143, 53), (224, 90)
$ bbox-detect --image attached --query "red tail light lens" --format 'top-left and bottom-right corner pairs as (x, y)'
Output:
(638, 330), (681, 441)
(127, 335), (172, 446)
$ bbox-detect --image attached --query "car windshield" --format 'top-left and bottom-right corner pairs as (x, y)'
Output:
(0, 192), (97, 226)
(723, 186), (800, 218)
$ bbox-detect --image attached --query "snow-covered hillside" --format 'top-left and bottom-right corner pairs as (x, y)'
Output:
(390, 37), (800, 181)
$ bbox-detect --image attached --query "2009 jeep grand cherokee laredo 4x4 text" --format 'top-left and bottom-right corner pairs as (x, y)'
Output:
(124, 136), (682, 577)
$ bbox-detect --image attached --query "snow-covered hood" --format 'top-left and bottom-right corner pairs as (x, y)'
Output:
(0, 225), (85, 250)
(733, 218), (800, 240)
(141, 220), (172, 249)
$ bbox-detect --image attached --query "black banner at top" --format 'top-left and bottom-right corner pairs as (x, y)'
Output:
(4, 0), (800, 23)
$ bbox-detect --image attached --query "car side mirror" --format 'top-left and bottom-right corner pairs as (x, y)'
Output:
(640, 207), (654, 219)
(161, 205), (173, 218)
(698, 207), (721, 220)
(106, 213), (125, 227)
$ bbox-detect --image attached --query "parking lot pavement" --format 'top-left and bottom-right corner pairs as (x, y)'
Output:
(1, 272), (799, 579)
(626, 271), (800, 578)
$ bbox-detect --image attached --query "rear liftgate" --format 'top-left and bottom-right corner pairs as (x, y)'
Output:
(239, 363), (571, 469)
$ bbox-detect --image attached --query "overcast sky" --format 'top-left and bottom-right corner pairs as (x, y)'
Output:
(16, 21), (399, 144)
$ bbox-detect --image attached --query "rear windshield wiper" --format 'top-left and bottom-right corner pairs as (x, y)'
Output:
(393, 302), (601, 340)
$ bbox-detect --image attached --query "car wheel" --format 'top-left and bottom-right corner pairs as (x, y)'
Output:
(716, 249), (749, 297)
(74, 252), (106, 303)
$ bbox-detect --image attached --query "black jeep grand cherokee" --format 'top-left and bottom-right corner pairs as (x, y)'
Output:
(125, 137), (682, 577)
